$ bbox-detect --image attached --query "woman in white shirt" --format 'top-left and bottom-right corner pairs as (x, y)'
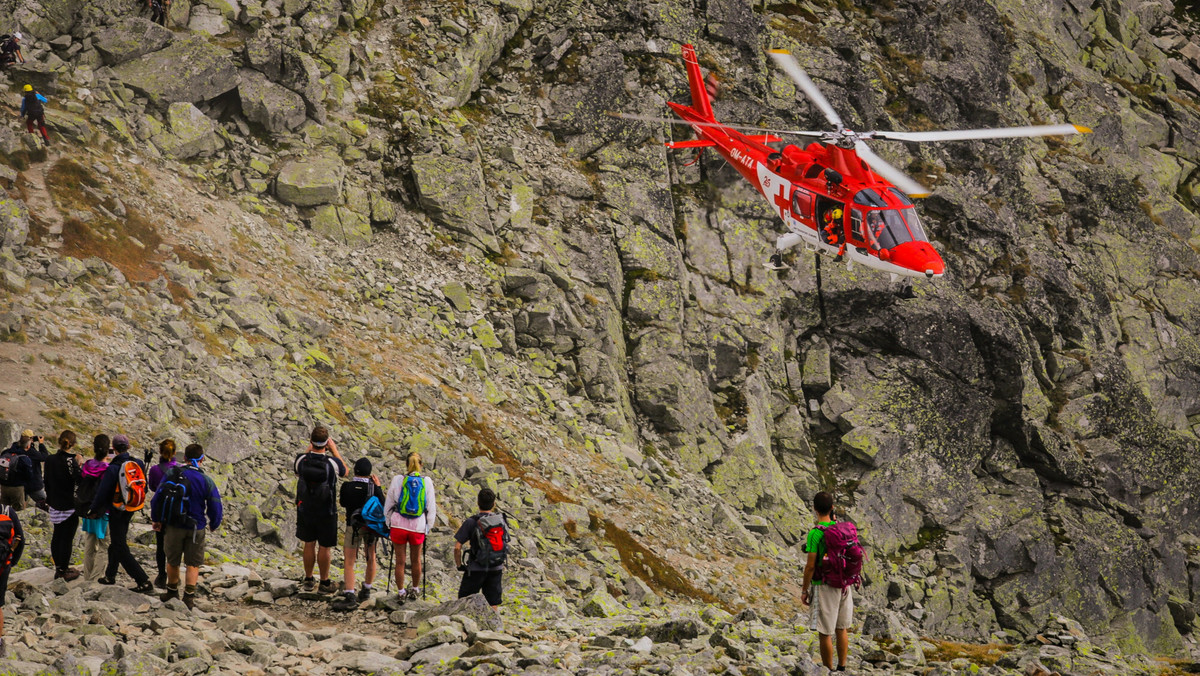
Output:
(384, 452), (437, 600)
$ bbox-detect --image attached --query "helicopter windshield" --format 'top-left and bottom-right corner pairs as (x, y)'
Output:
(865, 208), (928, 249)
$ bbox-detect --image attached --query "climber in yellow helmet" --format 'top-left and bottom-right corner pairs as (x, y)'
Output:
(822, 205), (846, 260)
(19, 84), (50, 147)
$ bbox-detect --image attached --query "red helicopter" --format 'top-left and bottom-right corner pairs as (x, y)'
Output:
(619, 45), (1091, 280)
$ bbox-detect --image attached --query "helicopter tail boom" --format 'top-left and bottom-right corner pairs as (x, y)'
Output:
(681, 44), (715, 121)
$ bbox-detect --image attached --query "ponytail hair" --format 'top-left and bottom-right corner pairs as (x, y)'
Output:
(406, 452), (422, 475)
(58, 430), (76, 451)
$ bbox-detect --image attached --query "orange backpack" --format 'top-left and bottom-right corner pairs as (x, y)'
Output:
(113, 460), (147, 511)
(0, 506), (17, 569)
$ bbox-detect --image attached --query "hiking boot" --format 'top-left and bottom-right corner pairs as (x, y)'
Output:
(153, 573), (167, 589)
(332, 591), (356, 612)
(160, 587), (179, 603)
(318, 579), (335, 594)
(132, 581), (155, 594)
(97, 576), (116, 585)
(56, 568), (81, 582)
(182, 594), (196, 610)
(406, 586), (420, 600)
(357, 586), (371, 603)
(396, 588), (408, 603)
(302, 577), (316, 592)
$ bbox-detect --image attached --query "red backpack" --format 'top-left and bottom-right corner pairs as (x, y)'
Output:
(816, 521), (864, 589)
(0, 506), (17, 570)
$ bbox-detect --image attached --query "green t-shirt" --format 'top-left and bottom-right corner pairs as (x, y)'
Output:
(804, 520), (836, 586)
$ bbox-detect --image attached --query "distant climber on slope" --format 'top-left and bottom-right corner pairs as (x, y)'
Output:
(19, 85), (50, 146)
(148, 0), (170, 26)
(0, 33), (24, 67)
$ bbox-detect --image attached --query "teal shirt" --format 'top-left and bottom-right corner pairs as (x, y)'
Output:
(805, 520), (836, 585)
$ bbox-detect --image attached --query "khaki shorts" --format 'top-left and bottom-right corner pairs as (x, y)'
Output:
(811, 584), (853, 635)
(0, 485), (26, 510)
(344, 525), (377, 550)
(163, 525), (206, 568)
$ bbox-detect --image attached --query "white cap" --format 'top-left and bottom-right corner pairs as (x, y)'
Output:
(13, 32), (21, 39)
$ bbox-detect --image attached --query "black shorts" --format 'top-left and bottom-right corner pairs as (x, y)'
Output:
(295, 511), (338, 548)
(458, 569), (503, 606)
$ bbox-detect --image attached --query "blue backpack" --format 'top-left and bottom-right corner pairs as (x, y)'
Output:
(397, 473), (427, 517)
(360, 495), (390, 538)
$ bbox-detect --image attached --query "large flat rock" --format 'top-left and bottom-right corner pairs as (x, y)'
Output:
(113, 36), (238, 104)
(94, 17), (174, 65)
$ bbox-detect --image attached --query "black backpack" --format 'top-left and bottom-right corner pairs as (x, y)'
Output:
(0, 449), (17, 483)
(158, 467), (194, 528)
(23, 92), (43, 118)
(296, 454), (334, 514)
(468, 512), (509, 570)
(75, 467), (102, 512)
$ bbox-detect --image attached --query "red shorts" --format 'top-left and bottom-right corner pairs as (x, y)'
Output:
(390, 528), (426, 546)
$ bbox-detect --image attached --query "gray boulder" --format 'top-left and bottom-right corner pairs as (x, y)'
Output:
(275, 156), (344, 207)
(243, 32), (326, 122)
(411, 594), (501, 631)
(7, 62), (60, 94)
(113, 36), (238, 104)
(153, 103), (222, 159)
(238, 70), (306, 133)
(0, 198), (29, 248)
(410, 153), (497, 251)
(94, 17), (173, 65)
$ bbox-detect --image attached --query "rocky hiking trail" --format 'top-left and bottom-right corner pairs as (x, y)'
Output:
(1, 560), (1178, 676)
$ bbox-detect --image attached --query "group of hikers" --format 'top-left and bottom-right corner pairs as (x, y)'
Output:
(0, 425), (512, 659)
(1, 426), (861, 670)
(292, 426), (509, 612)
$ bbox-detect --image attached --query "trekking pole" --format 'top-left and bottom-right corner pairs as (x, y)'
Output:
(386, 539), (393, 594)
(423, 535), (427, 601)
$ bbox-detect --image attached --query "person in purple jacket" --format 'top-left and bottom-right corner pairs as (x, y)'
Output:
(146, 439), (179, 589)
(150, 443), (221, 610)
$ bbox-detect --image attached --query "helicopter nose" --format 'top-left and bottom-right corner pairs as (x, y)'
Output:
(889, 241), (945, 277)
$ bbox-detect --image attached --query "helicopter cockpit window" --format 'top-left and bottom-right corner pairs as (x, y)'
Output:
(899, 208), (927, 241)
(868, 210), (914, 249)
(888, 188), (915, 206)
(853, 189), (887, 207)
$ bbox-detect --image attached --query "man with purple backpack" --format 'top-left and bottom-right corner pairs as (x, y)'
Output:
(801, 491), (864, 673)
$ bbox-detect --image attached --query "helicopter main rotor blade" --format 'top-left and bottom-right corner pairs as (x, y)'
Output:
(607, 112), (826, 138)
(870, 124), (1091, 143)
(768, 50), (844, 130)
(854, 140), (930, 198)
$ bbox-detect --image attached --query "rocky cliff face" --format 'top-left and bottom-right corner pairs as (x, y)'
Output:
(2, 0), (1200, 671)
